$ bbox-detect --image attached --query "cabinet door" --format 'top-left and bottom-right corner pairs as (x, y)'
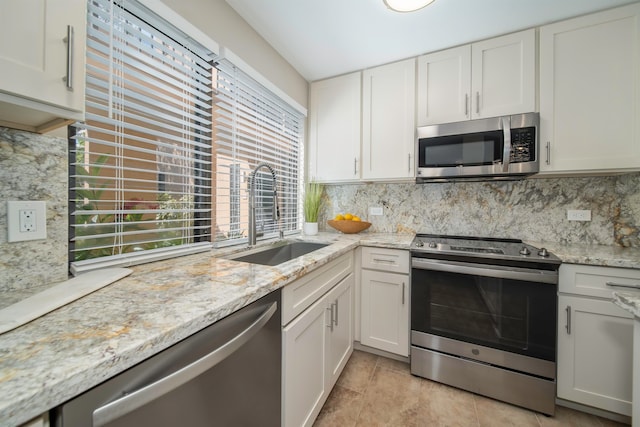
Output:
(557, 294), (633, 416)
(282, 293), (330, 427)
(471, 29), (535, 119)
(360, 270), (409, 356)
(0, 0), (86, 128)
(326, 273), (354, 389)
(417, 45), (471, 126)
(362, 59), (415, 180)
(308, 72), (361, 182)
(539, 3), (640, 173)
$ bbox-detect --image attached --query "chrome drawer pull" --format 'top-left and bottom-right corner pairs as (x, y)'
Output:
(565, 306), (571, 335)
(606, 281), (640, 290)
(372, 258), (395, 264)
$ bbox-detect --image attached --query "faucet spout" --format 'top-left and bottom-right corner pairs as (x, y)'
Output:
(248, 163), (280, 246)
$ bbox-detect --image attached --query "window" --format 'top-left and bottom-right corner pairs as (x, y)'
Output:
(213, 59), (304, 246)
(69, 0), (214, 273)
(69, 0), (304, 272)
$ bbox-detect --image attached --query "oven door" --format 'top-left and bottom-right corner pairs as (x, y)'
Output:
(411, 257), (557, 362)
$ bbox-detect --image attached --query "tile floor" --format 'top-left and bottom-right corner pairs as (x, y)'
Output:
(314, 350), (628, 427)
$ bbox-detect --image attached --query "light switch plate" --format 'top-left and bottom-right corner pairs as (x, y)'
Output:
(369, 206), (383, 216)
(7, 201), (47, 242)
(567, 209), (591, 221)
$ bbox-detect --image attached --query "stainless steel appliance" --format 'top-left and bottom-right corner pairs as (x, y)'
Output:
(410, 235), (560, 415)
(53, 290), (281, 427)
(415, 112), (539, 182)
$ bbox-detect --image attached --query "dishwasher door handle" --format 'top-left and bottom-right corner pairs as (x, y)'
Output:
(93, 302), (277, 426)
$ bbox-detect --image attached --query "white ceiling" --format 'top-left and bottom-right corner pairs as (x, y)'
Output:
(225, 0), (636, 82)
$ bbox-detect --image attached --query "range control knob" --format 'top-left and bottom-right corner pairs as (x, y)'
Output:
(428, 241), (437, 249)
(519, 246), (531, 256)
(538, 248), (549, 257)
(414, 240), (424, 248)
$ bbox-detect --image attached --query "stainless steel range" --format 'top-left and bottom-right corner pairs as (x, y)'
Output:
(410, 234), (561, 415)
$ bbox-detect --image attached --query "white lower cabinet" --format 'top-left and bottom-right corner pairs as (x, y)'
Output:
(282, 254), (354, 427)
(557, 264), (638, 416)
(19, 414), (49, 427)
(359, 247), (410, 357)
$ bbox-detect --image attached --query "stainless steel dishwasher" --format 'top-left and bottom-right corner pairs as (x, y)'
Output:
(53, 290), (281, 427)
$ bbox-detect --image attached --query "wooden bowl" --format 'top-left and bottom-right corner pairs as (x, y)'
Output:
(327, 220), (371, 234)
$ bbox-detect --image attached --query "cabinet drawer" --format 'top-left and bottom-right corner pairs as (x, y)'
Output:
(282, 252), (354, 325)
(559, 264), (640, 298)
(361, 247), (409, 274)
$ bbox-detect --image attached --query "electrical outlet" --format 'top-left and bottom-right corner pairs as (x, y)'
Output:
(567, 209), (591, 221)
(369, 206), (383, 216)
(20, 209), (36, 232)
(7, 201), (47, 242)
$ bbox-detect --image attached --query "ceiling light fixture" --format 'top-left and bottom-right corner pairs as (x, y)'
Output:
(383, 0), (435, 12)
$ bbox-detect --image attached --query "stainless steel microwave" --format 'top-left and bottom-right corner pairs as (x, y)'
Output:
(415, 112), (539, 182)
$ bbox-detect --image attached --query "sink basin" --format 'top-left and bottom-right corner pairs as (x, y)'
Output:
(226, 241), (329, 266)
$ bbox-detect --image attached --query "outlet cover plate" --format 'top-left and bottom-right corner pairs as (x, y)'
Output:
(369, 206), (383, 216)
(7, 201), (47, 242)
(567, 209), (592, 221)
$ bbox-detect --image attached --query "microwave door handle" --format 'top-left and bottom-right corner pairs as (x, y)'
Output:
(502, 116), (511, 173)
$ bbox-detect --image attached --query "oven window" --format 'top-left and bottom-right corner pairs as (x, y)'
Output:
(411, 268), (556, 361)
(419, 130), (504, 168)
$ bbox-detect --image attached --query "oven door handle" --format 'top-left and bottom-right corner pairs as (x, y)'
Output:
(411, 258), (558, 284)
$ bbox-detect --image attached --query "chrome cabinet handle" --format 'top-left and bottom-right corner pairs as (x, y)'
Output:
(465, 93), (469, 117)
(327, 304), (334, 332)
(93, 302), (277, 426)
(402, 282), (405, 305)
(606, 281), (640, 290)
(545, 142), (551, 166)
(372, 258), (395, 264)
(476, 92), (480, 114)
(353, 158), (357, 175)
(408, 153), (411, 173)
(565, 305), (571, 335)
(63, 25), (74, 90)
(333, 300), (339, 326)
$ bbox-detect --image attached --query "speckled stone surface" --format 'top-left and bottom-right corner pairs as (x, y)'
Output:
(321, 174), (640, 247)
(525, 241), (640, 270)
(0, 233), (410, 426)
(0, 127), (69, 295)
(613, 291), (640, 318)
(1, 230), (639, 425)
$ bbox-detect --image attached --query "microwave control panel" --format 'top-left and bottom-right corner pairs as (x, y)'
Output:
(510, 127), (536, 163)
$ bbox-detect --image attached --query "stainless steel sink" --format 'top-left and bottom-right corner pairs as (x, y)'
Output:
(225, 241), (329, 266)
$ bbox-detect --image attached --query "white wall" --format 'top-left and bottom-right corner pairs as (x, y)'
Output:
(160, 0), (309, 109)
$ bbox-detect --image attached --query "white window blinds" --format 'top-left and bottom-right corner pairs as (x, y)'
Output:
(214, 59), (304, 246)
(69, 0), (214, 273)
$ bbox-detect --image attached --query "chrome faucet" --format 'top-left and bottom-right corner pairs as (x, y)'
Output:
(248, 163), (280, 246)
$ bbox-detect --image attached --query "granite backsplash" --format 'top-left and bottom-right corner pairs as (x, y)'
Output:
(1, 126), (639, 294)
(320, 174), (640, 248)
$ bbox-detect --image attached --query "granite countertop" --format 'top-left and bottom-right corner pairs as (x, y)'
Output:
(525, 241), (640, 270)
(1, 231), (638, 426)
(0, 232), (412, 426)
(613, 291), (640, 318)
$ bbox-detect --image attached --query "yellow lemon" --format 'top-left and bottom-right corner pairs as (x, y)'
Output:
(352, 216), (361, 222)
(334, 214), (344, 221)
(344, 213), (353, 220)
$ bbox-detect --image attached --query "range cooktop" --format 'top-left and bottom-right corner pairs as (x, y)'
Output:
(411, 234), (561, 267)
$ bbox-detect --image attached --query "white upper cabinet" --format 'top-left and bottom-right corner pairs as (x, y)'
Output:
(362, 58), (416, 180)
(308, 72), (361, 183)
(417, 29), (536, 126)
(0, 0), (86, 133)
(417, 45), (471, 125)
(539, 3), (640, 174)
